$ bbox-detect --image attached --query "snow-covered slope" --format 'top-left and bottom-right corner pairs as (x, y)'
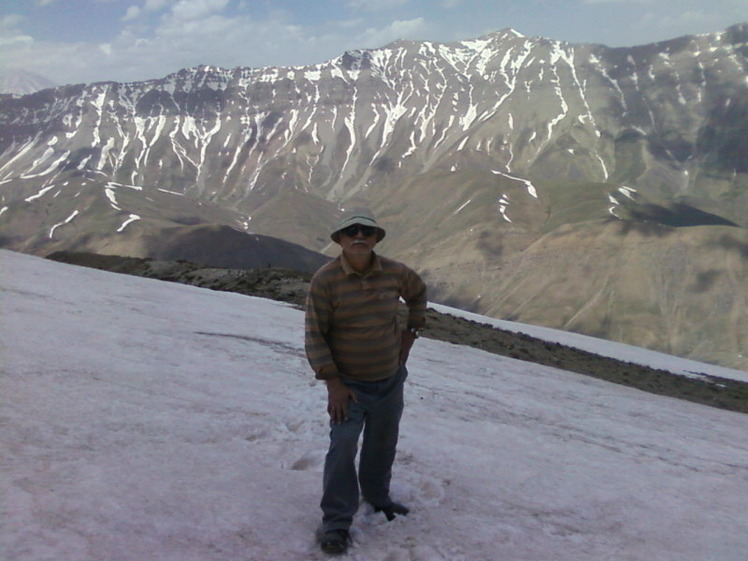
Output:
(430, 303), (748, 383)
(2, 249), (747, 561)
(0, 70), (56, 96)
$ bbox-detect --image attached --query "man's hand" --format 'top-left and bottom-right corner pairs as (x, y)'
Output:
(399, 330), (417, 365)
(326, 377), (357, 424)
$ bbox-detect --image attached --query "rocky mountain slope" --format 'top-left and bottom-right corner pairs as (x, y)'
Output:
(1, 24), (747, 369)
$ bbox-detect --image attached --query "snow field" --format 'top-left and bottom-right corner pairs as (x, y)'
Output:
(1, 249), (747, 561)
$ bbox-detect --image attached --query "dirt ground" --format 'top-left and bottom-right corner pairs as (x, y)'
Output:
(47, 251), (748, 414)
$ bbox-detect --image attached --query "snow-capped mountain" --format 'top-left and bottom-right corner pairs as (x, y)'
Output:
(0, 24), (747, 369)
(2, 249), (747, 561)
(0, 70), (57, 96)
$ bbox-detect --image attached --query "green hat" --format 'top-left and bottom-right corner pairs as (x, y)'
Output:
(331, 213), (386, 243)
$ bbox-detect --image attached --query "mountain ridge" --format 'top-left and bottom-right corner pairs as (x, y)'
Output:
(1, 22), (746, 369)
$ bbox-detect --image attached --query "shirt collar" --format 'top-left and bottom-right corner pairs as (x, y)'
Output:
(340, 251), (382, 278)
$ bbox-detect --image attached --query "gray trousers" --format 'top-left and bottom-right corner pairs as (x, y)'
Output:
(321, 365), (407, 532)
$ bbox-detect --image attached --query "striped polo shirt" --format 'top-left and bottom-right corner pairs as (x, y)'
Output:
(305, 251), (427, 382)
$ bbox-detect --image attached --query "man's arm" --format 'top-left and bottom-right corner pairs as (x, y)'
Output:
(399, 330), (417, 365)
(399, 265), (428, 365)
(304, 275), (357, 422)
(402, 265), (427, 329)
(325, 377), (357, 424)
(304, 278), (339, 380)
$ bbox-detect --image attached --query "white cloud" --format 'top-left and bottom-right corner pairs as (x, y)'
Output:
(347, 0), (410, 12)
(170, 0), (231, 22)
(639, 8), (729, 36)
(0, 15), (33, 48)
(0, 33), (33, 47)
(0, 1), (311, 83)
(337, 18), (366, 29)
(8, 0), (742, 87)
(122, 5), (142, 21)
(582, 0), (651, 3)
(358, 17), (430, 48)
(0, 14), (25, 28)
(656, 9), (721, 26)
(145, 0), (172, 9)
(1, 4), (434, 85)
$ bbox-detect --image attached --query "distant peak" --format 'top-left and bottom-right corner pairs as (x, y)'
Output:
(489, 28), (527, 39)
(0, 70), (57, 96)
(722, 21), (748, 44)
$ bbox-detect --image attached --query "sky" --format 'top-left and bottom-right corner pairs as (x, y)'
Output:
(2, 248), (748, 560)
(1, 0), (747, 87)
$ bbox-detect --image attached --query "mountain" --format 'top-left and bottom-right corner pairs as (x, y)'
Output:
(0, 24), (747, 369)
(0, 70), (57, 96)
(3, 249), (748, 561)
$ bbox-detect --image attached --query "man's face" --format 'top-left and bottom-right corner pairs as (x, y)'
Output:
(339, 224), (378, 257)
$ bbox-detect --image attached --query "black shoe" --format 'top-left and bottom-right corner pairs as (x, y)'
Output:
(373, 502), (409, 521)
(320, 529), (350, 555)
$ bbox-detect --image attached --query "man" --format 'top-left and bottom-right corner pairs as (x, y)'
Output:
(304, 213), (427, 555)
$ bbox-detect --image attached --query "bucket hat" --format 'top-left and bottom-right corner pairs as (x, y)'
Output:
(330, 213), (386, 243)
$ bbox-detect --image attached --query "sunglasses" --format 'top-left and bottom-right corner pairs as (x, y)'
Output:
(340, 224), (378, 238)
